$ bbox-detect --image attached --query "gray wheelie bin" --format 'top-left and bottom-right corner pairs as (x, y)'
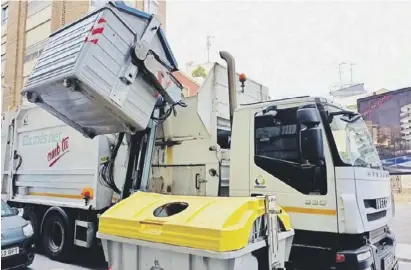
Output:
(97, 192), (294, 270)
(21, 1), (182, 138)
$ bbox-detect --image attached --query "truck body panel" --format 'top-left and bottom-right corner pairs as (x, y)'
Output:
(2, 105), (128, 210)
(151, 63), (268, 197)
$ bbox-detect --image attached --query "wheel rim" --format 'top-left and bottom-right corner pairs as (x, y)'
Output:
(49, 221), (64, 252)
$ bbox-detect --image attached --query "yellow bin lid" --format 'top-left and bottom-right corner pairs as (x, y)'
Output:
(98, 192), (266, 252)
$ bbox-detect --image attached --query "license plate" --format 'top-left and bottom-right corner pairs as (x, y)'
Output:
(383, 253), (394, 270)
(1, 247), (19, 258)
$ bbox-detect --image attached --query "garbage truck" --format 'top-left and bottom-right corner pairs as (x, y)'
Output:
(1, 59), (278, 258)
(7, 1), (397, 270)
(3, 2), (295, 269)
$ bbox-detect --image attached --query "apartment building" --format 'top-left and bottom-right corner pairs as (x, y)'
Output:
(1, 0), (166, 111)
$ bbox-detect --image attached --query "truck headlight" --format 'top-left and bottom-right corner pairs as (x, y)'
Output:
(23, 223), (34, 237)
(357, 251), (371, 261)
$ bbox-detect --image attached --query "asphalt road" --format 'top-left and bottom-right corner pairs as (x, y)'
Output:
(26, 202), (411, 270)
(28, 247), (107, 270)
(27, 254), (411, 270)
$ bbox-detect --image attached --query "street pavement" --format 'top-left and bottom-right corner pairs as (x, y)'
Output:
(29, 247), (107, 270)
(392, 201), (411, 269)
(29, 254), (100, 270)
(26, 202), (411, 270)
(392, 203), (411, 245)
(27, 254), (411, 270)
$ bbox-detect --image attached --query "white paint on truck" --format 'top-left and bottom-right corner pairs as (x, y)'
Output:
(2, 105), (128, 210)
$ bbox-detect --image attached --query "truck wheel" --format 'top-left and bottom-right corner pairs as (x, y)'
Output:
(42, 214), (73, 261)
(22, 207), (39, 241)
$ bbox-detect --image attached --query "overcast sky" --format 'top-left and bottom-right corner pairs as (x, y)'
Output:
(166, 1), (411, 99)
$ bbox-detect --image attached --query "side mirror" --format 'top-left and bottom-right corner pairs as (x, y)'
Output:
(297, 107), (321, 126)
(12, 207), (19, 216)
(297, 108), (324, 163)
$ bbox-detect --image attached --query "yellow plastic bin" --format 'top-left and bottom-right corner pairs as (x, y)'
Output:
(97, 192), (294, 270)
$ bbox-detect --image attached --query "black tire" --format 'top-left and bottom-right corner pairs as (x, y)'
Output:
(42, 214), (73, 262)
(22, 207), (39, 241)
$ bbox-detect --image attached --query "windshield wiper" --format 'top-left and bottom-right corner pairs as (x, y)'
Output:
(354, 157), (371, 168)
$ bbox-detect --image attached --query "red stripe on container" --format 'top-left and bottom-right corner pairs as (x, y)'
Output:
(91, 27), (104, 35)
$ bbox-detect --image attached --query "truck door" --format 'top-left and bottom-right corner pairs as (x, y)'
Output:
(248, 104), (338, 234)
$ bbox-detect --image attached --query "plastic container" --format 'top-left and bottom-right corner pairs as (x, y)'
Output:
(97, 191), (266, 252)
(98, 232), (265, 270)
(97, 192), (295, 270)
(21, 1), (180, 139)
(97, 192), (265, 270)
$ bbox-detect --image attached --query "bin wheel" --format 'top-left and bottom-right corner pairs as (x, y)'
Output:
(42, 214), (73, 261)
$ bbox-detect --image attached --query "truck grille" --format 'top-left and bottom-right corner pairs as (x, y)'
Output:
(364, 197), (389, 210)
(367, 210), (387, 222)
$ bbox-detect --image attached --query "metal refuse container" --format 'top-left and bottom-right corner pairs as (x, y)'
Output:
(97, 192), (294, 270)
(21, 1), (182, 139)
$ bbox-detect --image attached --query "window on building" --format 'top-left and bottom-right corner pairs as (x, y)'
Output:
(1, 53), (5, 77)
(1, 5), (8, 25)
(24, 39), (48, 63)
(144, 0), (158, 15)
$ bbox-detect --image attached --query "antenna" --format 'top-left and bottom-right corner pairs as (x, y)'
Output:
(338, 62), (347, 82)
(350, 63), (356, 84)
(206, 36), (214, 63)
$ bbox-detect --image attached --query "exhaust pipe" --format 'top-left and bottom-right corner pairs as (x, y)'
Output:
(219, 51), (238, 129)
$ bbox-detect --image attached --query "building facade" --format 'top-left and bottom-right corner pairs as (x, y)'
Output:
(400, 103), (411, 141)
(173, 71), (200, 97)
(1, 0), (166, 112)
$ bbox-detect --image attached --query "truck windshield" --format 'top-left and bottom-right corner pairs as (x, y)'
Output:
(328, 107), (382, 169)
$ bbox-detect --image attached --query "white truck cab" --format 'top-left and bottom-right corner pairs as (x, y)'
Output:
(229, 96), (397, 270)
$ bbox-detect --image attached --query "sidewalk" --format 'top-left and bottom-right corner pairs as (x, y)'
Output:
(398, 243), (411, 262)
(394, 193), (411, 204)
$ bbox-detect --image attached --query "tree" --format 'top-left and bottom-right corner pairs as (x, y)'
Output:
(191, 66), (207, 78)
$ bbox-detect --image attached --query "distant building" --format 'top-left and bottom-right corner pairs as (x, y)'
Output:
(329, 83), (367, 111)
(400, 103), (411, 141)
(172, 71), (200, 97)
(330, 83), (390, 112)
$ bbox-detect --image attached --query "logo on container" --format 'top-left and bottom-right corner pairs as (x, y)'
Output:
(47, 136), (70, 167)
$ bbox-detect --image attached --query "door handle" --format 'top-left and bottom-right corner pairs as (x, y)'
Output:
(195, 174), (207, 190)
